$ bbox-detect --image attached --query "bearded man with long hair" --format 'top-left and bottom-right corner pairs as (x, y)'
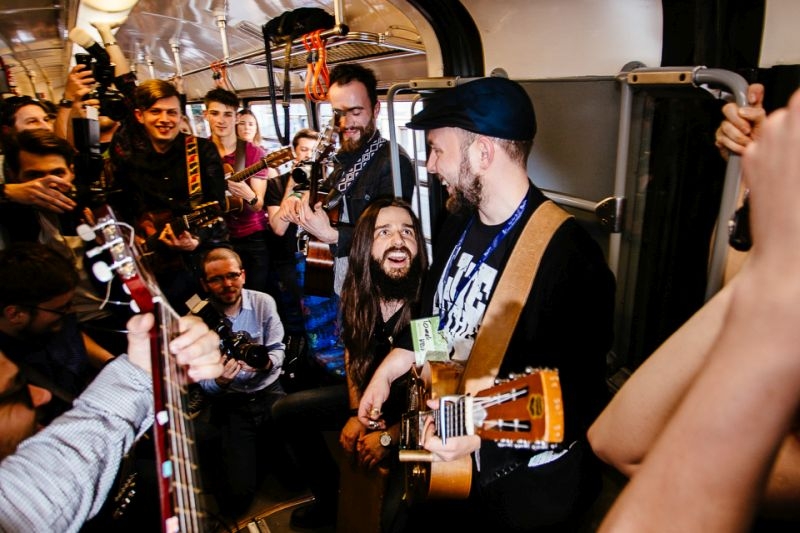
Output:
(272, 198), (427, 530)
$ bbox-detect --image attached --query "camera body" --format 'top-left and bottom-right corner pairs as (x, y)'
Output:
(188, 298), (271, 370)
(74, 53), (126, 121)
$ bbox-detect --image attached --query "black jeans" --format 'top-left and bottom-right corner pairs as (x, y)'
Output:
(270, 383), (349, 510)
(209, 380), (285, 517)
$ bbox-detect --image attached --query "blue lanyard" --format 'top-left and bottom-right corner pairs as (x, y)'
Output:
(438, 195), (528, 328)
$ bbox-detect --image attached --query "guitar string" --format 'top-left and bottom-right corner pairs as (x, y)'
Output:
(164, 302), (202, 531)
(431, 388), (529, 437)
(105, 214), (204, 530)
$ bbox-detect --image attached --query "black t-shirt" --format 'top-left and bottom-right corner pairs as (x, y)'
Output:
(399, 185), (615, 445)
(264, 172), (299, 262)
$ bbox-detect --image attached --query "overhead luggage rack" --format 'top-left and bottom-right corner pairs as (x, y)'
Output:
(181, 25), (424, 78)
(268, 31), (425, 70)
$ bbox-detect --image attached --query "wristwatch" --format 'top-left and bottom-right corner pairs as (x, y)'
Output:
(247, 196), (258, 206)
(379, 431), (392, 448)
(58, 97), (73, 109)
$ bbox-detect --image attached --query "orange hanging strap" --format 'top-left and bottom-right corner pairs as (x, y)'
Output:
(312, 30), (329, 101)
(302, 30), (329, 103)
(303, 32), (315, 101)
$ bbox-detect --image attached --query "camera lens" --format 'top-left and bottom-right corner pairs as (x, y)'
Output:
(240, 343), (270, 369)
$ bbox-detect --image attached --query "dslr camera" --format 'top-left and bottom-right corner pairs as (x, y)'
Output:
(74, 53), (126, 121)
(188, 298), (271, 370)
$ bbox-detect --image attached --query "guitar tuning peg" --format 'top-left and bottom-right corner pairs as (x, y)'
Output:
(76, 223), (97, 242)
(92, 261), (114, 283)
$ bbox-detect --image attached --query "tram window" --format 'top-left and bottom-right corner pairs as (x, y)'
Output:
(247, 101), (311, 150)
(185, 103), (209, 138)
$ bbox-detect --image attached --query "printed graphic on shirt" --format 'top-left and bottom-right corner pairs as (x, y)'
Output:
(434, 249), (498, 362)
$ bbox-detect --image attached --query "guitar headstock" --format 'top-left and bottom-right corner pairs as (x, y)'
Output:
(80, 205), (159, 314)
(265, 147), (294, 168)
(472, 370), (564, 449)
(311, 116), (337, 163)
(179, 201), (224, 234)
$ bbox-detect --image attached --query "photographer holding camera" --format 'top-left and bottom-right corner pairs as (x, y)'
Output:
(194, 246), (287, 518)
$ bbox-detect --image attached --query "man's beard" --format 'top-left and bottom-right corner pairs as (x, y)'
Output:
(340, 120), (377, 153)
(445, 154), (482, 214)
(369, 250), (423, 302)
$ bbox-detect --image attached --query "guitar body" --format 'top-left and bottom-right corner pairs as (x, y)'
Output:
(302, 189), (341, 297)
(293, 120), (339, 297)
(401, 362), (473, 501)
(136, 201), (224, 275)
(223, 147), (294, 213)
(400, 364), (565, 503)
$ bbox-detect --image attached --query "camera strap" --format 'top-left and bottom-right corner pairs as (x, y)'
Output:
(185, 134), (203, 208)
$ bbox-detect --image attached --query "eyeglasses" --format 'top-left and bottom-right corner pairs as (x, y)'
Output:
(26, 302), (74, 317)
(206, 271), (243, 285)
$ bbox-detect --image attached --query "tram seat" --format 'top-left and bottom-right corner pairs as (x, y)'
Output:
(324, 431), (390, 532)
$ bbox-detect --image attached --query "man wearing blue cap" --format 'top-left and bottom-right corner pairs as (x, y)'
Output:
(358, 76), (615, 531)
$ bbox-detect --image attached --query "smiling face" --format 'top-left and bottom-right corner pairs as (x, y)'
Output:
(426, 127), (482, 213)
(205, 101), (237, 143)
(328, 80), (379, 153)
(371, 206), (418, 279)
(134, 95), (182, 152)
(13, 104), (53, 132)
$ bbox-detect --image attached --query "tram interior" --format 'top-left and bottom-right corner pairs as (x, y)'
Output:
(3, 0), (800, 532)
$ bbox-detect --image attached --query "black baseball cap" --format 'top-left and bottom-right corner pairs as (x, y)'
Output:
(406, 76), (536, 141)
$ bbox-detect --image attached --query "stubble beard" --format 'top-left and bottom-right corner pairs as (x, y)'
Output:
(445, 154), (482, 215)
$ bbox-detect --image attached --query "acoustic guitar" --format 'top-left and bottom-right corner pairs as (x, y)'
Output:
(399, 364), (565, 502)
(223, 146), (294, 212)
(135, 201), (225, 273)
(86, 205), (209, 533)
(294, 119), (338, 297)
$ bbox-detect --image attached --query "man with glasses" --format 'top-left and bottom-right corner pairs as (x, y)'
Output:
(0, 242), (113, 423)
(0, 312), (223, 531)
(195, 246), (287, 519)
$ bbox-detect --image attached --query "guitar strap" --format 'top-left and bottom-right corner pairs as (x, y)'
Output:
(235, 139), (247, 172)
(333, 130), (387, 201)
(185, 134), (203, 208)
(457, 200), (572, 396)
